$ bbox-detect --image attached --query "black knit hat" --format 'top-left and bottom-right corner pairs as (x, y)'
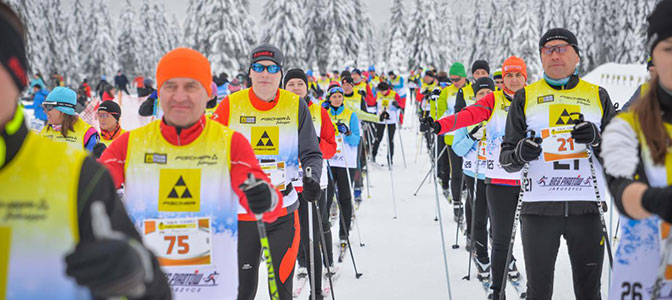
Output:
(424, 70), (436, 78)
(539, 28), (580, 56)
(471, 60), (490, 75)
(472, 77), (495, 95)
(250, 44), (284, 66)
(341, 76), (354, 85)
(352, 68), (362, 75)
(647, 0), (672, 55)
(283, 68), (308, 88)
(0, 3), (28, 92)
(376, 82), (390, 91)
(98, 101), (122, 121)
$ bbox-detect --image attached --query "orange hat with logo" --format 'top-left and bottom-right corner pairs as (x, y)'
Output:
(501, 56), (527, 81)
(156, 47), (212, 96)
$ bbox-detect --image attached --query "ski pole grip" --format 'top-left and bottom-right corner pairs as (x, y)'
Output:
(525, 129), (536, 139)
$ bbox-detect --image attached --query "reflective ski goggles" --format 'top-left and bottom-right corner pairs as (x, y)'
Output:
(539, 44), (573, 55)
(328, 86), (344, 95)
(250, 63), (282, 74)
(42, 101), (75, 111)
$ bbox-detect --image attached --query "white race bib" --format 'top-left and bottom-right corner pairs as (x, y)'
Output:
(259, 159), (286, 190)
(540, 125), (588, 162)
(143, 217), (213, 267)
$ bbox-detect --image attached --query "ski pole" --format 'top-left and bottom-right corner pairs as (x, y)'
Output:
(361, 140), (372, 199)
(311, 195), (337, 300)
(572, 113), (614, 269)
(385, 122), (399, 219)
(499, 130), (535, 300)
(255, 215), (279, 300)
(337, 136), (365, 247)
(652, 233), (672, 300)
(396, 111), (407, 168)
(305, 168), (317, 300)
(586, 147), (614, 269)
(431, 130), (454, 300)
(463, 175), (480, 281)
(452, 174), (466, 249)
(326, 163), (364, 279)
(413, 145), (448, 196)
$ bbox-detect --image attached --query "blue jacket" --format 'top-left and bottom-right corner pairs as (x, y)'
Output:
(452, 127), (484, 179)
(27, 88), (49, 121)
(329, 105), (360, 147)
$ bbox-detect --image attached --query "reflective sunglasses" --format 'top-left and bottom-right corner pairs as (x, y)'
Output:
(250, 63), (282, 74)
(42, 101), (74, 111)
(540, 44), (572, 55)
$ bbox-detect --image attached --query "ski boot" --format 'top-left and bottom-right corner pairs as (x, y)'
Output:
(508, 259), (521, 282)
(337, 239), (347, 263)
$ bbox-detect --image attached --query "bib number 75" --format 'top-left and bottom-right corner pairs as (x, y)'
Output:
(165, 235), (189, 255)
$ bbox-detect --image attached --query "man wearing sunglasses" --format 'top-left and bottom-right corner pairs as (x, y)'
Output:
(212, 44), (323, 300)
(499, 28), (616, 300)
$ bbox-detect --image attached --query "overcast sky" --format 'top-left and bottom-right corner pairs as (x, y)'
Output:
(105, 0), (413, 28)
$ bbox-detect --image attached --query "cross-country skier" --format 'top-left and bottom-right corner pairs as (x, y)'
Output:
(499, 28), (616, 300)
(601, 2), (672, 299)
(211, 44), (324, 300)
(421, 56), (529, 299)
(39, 87), (99, 152)
(0, 4), (170, 298)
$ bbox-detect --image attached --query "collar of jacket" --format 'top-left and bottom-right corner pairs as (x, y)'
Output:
(1, 105), (29, 170)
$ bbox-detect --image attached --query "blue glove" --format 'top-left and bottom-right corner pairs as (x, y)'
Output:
(337, 122), (350, 135)
(321, 101), (329, 109)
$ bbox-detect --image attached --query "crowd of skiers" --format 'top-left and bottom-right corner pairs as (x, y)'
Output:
(2, 1), (672, 300)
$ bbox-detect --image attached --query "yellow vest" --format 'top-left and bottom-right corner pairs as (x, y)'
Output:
(123, 118), (238, 299)
(1, 127), (88, 299)
(437, 83), (474, 145)
(523, 79), (605, 202)
(227, 88), (301, 208)
(39, 117), (94, 151)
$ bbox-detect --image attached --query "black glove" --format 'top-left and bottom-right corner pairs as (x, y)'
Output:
(420, 117), (441, 133)
(92, 142), (107, 159)
(66, 202), (154, 299)
(336, 122), (350, 135)
(392, 101), (401, 109)
(302, 167), (322, 202)
(358, 90), (367, 97)
(430, 89), (441, 101)
(642, 186), (672, 223)
(514, 135), (543, 163)
(571, 120), (601, 145)
(379, 111), (390, 121)
(468, 124), (484, 141)
(239, 174), (277, 215)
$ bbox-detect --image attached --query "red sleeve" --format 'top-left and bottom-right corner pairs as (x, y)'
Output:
(319, 107), (337, 159)
(416, 89), (424, 103)
(365, 84), (377, 106)
(229, 131), (283, 223)
(211, 96), (230, 125)
(437, 92), (496, 134)
(395, 93), (405, 109)
(98, 131), (130, 189)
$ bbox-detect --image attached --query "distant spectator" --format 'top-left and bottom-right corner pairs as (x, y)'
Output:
(113, 70), (130, 95)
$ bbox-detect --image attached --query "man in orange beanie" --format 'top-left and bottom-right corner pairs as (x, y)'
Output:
(419, 56), (530, 299)
(100, 47), (283, 300)
(212, 44), (323, 300)
(500, 28), (616, 300)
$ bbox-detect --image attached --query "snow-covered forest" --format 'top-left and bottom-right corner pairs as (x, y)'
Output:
(4, 0), (659, 84)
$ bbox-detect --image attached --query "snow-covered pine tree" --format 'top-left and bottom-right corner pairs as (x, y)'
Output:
(41, 0), (68, 78)
(168, 14), (182, 48)
(235, 0), (257, 70)
(488, 0), (506, 67)
(117, 0), (141, 76)
(498, 0), (517, 66)
(469, 0), (494, 68)
(514, 0), (541, 81)
(85, 0), (117, 81)
(209, 0), (252, 74)
(594, 0), (619, 65)
(304, 0), (327, 71)
(260, 0), (305, 68)
(358, 12), (377, 69)
(322, 0), (354, 71)
(570, 0), (597, 74)
(386, 0), (407, 72)
(351, 0), (371, 67)
(437, 0), (455, 69)
(635, 0), (660, 62)
(183, 0), (207, 51)
(6, 0), (49, 77)
(406, 0), (440, 71)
